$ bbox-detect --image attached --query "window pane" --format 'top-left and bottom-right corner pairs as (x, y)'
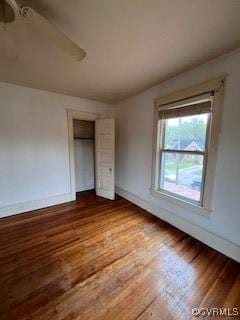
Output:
(164, 113), (209, 151)
(160, 152), (204, 202)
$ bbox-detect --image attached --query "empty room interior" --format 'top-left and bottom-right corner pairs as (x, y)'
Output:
(0, 0), (240, 319)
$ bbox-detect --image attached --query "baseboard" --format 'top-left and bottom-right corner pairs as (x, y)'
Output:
(0, 193), (74, 218)
(76, 184), (95, 192)
(116, 186), (240, 263)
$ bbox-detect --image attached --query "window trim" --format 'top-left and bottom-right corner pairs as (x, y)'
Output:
(151, 76), (225, 215)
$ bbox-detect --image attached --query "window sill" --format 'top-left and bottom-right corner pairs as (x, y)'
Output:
(150, 189), (212, 218)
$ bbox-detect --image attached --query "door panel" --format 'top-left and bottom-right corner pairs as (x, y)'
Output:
(95, 119), (115, 200)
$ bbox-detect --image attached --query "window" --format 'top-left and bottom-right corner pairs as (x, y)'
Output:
(152, 79), (224, 210)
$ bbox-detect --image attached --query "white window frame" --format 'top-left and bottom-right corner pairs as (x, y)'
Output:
(151, 77), (225, 216)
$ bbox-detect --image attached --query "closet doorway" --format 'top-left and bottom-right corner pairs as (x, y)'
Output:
(67, 109), (115, 201)
(73, 120), (95, 193)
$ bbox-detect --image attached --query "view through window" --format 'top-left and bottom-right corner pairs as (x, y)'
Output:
(158, 100), (212, 205)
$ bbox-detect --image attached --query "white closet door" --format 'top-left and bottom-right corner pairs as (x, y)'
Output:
(95, 119), (115, 200)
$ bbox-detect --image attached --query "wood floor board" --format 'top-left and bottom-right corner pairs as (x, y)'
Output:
(0, 191), (239, 320)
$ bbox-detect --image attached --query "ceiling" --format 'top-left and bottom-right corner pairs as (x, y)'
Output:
(0, 0), (240, 104)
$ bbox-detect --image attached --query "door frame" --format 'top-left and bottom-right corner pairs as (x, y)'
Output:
(67, 109), (100, 200)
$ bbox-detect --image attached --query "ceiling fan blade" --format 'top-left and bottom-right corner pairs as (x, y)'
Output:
(20, 5), (86, 61)
(5, 0), (19, 15)
(0, 0), (21, 24)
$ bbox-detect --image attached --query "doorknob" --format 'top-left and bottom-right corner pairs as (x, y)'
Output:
(109, 167), (112, 173)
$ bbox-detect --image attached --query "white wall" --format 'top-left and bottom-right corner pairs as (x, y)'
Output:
(115, 49), (240, 260)
(0, 82), (113, 217)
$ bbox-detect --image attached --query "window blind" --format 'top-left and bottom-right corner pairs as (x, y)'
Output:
(158, 92), (213, 120)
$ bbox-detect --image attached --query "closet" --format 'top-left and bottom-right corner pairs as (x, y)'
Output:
(73, 120), (95, 192)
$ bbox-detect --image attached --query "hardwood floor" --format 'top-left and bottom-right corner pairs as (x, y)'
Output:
(0, 191), (239, 320)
